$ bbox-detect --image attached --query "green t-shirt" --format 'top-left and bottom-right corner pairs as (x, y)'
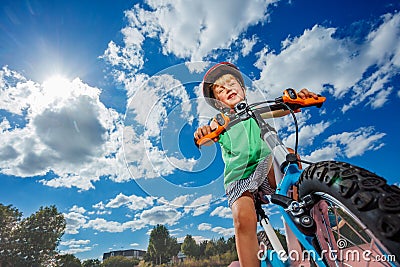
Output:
(218, 118), (271, 188)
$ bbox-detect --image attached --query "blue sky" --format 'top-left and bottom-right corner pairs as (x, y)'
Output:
(1, 0), (399, 261)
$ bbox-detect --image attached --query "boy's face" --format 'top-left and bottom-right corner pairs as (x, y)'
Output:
(212, 77), (245, 109)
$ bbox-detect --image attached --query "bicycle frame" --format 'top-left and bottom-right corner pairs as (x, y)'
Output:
(258, 119), (328, 267)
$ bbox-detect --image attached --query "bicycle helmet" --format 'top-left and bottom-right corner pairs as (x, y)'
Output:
(202, 62), (245, 110)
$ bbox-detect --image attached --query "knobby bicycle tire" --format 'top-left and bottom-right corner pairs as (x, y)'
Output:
(298, 161), (400, 266)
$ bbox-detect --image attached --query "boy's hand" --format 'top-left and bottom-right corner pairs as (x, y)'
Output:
(297, 88), (319, 100)
(194, 125), (219, 143)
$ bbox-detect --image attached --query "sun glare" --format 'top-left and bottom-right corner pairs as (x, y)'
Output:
(42, 75), (71, 100)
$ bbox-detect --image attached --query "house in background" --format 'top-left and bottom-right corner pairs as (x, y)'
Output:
(103, 249), (146, 261)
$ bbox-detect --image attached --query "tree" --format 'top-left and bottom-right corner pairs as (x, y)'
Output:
(198, 240), (206, 258)
(17, 205), (66, 266)
(82, 259), (101, 267)
(204, 240), (217, 257)
(146, 224), (179, 265)
(198, 240), (208, 258)
(215, 237), (228, 254)
(0, 204), (66, 266)
(102, 255), (139, 267)
(56, 254), (82, 267)
(181, 235), (199, 259)
(226, 236), (236, 253)
(0, 204), (22, 265)
(169, 237), (181, 260)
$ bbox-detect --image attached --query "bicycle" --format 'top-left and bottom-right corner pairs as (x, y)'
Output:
(196, 88), (400, 267)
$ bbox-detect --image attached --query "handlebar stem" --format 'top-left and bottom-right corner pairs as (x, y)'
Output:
(253, 111), (290, 181)
(262, 130), (289, 176)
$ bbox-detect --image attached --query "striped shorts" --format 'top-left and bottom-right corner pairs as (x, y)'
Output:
(226, 155), (275, 208)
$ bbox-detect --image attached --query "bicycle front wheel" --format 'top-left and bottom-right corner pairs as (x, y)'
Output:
(298, 161), (400, 266)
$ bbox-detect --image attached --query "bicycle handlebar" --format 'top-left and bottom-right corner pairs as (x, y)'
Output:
(195, 89), (326, 148)
(279, 88), (326, 109)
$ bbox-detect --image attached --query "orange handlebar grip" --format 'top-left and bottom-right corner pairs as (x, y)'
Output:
(282, 88), (326, 108)
(196, 113), (230, 148)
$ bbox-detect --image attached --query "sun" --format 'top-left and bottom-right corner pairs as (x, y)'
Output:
(42, 74), (72, 100)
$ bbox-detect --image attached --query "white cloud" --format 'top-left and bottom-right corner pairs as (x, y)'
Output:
(122, 73), (198, 180)
(254, 25), (349, 96)
(100, 40), (144, 71)
(105, 193), (154, 211)
(184, 194), (213, 216)
(302, 144), (339, 163)
(185, 61), (210, 74)
(211, 226), (235, 237)
(122, 0), (278, 62)
(158, 194), (191, 207)
(85, 218), (125, 233)
(366, 86), (392, 109)
(40, 175), (98, 191)
(64, 202), (183, 235)
(326, 126), (385, 158)
(0, 68), (133, 190)
(198, 223), (212, 231)
(93, 201), (106, 210)
(140, 205), (182, 226)
(60, 238), (93, 254)
(64, 211), (88, 234)
(241, 35), (258, 57)
(60, 239), (91, 247)
(127, 74), (189, 136)
(0, 118), (11, 132)
(70, 205), (86, 214)
(197, 222), (234, 237)
(0, 66), (38, 115)
(210, 206), (232, 219)
(302, 126), (386, 162)
(283, 121), (331, 149)
(273, 110), (312, 134)
(60, 240), (93, 255)
(254, 12), (400, 112)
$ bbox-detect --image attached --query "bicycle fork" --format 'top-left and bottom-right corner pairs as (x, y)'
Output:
(255, 194), (289, 265)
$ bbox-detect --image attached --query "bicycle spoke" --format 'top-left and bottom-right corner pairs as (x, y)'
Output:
(316, 199), (395, 267)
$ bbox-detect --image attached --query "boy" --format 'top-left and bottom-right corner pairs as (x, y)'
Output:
(194, 62), (318, 267)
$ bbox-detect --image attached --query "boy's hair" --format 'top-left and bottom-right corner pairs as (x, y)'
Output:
(202, 62), (245, 110)
(212, 74), (238, 89)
